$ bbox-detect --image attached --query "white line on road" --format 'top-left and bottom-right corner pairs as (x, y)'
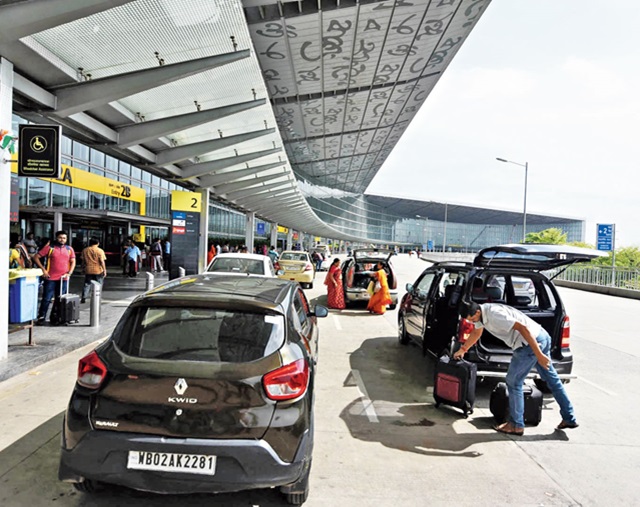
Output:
(351, 369), (379, 423)
(577, 375), (618, 397)
(332, 314), (342, 331)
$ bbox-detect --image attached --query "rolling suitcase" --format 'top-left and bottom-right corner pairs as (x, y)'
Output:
(50, 279), (80, 326)
(433, 354), (477, 418)
(490, 382), (543, 426)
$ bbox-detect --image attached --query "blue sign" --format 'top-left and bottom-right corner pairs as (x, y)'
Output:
(596, 223), (614, 251)
(172, 211), (186, 220)
(256, 222), (265, 235)
(427, 240), (434, 251)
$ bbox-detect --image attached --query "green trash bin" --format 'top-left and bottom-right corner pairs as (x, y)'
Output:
(9, 268), (43, 323)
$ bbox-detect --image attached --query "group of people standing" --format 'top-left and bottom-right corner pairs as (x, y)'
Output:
(324, 259), (392, 314)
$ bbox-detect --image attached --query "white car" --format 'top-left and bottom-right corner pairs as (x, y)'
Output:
(206, 253), (278, 277)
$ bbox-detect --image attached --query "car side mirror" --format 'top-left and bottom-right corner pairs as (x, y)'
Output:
(311, 305), (329, 318)
(276, 269), (285, 276)
(405, 283), (414, 292)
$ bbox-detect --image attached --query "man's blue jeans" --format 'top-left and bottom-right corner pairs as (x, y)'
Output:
(505, 329), (576, 428)
(38, 278), (68, 320)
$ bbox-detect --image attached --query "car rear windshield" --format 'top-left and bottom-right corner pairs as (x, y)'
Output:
(112, 307), (285, 363)
(280, 253), (307, 262)
(208, 257), (265, 275)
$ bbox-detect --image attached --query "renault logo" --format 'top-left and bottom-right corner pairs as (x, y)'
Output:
(174, 378), (188, 395)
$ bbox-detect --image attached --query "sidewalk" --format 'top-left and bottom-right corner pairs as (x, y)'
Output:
(2, 269), (169, 382)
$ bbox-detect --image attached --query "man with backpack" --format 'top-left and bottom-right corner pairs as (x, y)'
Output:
(80, 237), (107, 304)
(150, 238), (164, 272)
(33, 230), (76, 325)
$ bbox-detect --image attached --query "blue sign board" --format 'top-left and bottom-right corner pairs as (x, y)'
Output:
(256, 222), (265, 235)
(427, 240), (434, 251)
(596, 223), (614, 251)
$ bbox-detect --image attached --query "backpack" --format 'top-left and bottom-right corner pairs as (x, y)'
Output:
(46, 245), (72, 271)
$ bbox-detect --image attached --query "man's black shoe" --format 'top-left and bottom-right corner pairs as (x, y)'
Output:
(35, 317), (46, 326)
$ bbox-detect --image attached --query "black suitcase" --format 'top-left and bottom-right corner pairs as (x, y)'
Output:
(50, 280), (80, 325)
(433, 354), (477, 418)
(490, 382), (543, 426)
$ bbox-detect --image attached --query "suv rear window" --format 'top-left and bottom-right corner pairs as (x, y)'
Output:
(113, 307), (284, 363)
(208, 258), (265, 275)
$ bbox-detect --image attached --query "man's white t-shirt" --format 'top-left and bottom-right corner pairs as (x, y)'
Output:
(474, 303), (542, 350)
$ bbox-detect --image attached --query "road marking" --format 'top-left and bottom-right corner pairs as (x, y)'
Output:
(351, 369), (379, 423)
(577, 375), (618, 397)
(332, 314), (342, 331)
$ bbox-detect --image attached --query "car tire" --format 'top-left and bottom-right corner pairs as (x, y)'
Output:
(73, 479), (102, 493)
(388, 303), (397, 310)
(398, 314), (410, 345)
(308, 282), (314, 289)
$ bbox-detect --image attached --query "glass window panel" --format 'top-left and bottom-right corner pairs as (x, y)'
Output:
(51, 183), (71, 207)
(90, 192), (104, 210)
(151, 175), (159, 187)
(130, 165), (141, 181)
(90, 166), (105, 177)
(141, 170), (151, 183)
(119, 162), (131, 176)
(73, 141), (89, 161)
(119, 174), (131, 184)
(19, 177), (27, 205)
(72, 188), (89, 209)
(28, 179), (50, 206)
(90, 149), (105, 167)
(61, 136), (72, 157)
(105, 155), (118, 171)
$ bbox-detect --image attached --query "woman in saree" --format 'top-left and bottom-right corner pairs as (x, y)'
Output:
(324, 258), (345, 309)
(367, 262), (393, 315)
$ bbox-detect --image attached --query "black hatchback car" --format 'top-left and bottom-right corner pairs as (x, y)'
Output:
(59, 275), (328, 505)
(398, 244), (604, 385)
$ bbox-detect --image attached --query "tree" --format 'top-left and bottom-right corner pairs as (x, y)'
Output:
(592, 246), (640, 268)
(524, 228), (567, 244)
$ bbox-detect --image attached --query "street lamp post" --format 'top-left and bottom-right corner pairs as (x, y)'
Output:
(496, 157), (528, 243)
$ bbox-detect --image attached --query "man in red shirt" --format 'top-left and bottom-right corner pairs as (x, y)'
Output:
(33, 230), (76, 324)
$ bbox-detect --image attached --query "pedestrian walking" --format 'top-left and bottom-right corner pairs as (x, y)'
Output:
(324, 258), (345, 309)
(122, 241), (141, 278)
(455, 301), (579, 435)
(366, 262), (393, 315)
(150, 238), (164, 272)
(80, 237), (107, 304)
(268, 245), (279, 264)
(22, 232), (38, 258)
(32, 230), (76, 324)
(163, 237), (171, 272)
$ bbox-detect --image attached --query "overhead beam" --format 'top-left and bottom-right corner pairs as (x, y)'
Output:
(54, 50), (250, 117)
(0, 0), (136, 42)
(221, 180), (293, 201)
(214, 171), (289, 195)
(198, 161), (285, 187)
(234, 188), (298, 206)
(117, 99), (266, 148)
(13, 73), (56, 108)
(180, 147), (282, 179)
(155, 128), (275, 166)
(245, 197), (302, 213)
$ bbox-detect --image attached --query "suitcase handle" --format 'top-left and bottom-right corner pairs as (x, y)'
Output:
(59, 278), (70, 297)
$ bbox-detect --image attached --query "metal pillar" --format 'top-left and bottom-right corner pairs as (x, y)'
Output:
(245, 211), (255, 252)
(199, 188), (209, 272)
(145, 272), (154, 291)
(0, 58), (14, 360)
(286, 230), (293, 251)
(270, 222), (278, 249)
(89, 281), (101, 328)
(54, 211), (63, 232)
(178, 267), (186, 277)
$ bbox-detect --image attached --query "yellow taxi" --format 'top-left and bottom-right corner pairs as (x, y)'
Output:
(276, 250), (315, 289)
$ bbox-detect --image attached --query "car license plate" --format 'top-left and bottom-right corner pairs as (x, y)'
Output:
(127, 451), (216, 475)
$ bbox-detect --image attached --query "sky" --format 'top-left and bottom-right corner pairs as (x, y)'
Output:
(367, 0), (640, 248)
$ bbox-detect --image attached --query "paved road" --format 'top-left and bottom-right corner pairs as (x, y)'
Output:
(0, 254), (638, 506)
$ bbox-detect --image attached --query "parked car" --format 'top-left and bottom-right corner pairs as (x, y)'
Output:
(341, 248), (398, 309)
(206, 252), (278, 277)
(59, 275), (328, 505)
(277, 251), (315, 289)
(397, 244), (605, 388)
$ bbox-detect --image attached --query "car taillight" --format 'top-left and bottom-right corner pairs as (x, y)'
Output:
(263, 359), (309, 401)
(561, 316), (570, 348)
(458, 319), (473, 343)
(304, 263), (313, 271)
(77, 351), (107, 389)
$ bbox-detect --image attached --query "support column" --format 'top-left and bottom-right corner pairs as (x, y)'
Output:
(270, 222), (278, 250)
(245, 211), (255, 252)
(54, 211), (63, 232)
(199, 189), (210, 273)
(286, 230), (293, 250)
(0, 58), (13, 360)
(298, 232), (304, 251)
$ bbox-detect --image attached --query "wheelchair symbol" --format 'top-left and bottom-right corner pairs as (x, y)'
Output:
(30, 136), (47, 153)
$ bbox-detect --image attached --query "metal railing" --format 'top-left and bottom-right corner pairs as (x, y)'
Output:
(552, 265), (640, 291)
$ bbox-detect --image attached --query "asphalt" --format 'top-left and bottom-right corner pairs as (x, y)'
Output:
(2, 269), (169, 382)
